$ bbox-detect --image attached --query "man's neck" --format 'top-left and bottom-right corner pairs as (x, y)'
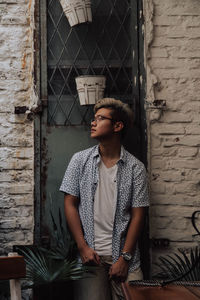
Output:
(99, 139), (121, 168)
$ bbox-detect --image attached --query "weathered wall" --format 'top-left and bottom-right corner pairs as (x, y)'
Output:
(144, 0), (200, 274)
(1, 0), (200, 281)
(0, 0), (37, 254)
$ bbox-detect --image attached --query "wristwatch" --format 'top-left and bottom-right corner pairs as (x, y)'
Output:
(121, 252), (132, 262)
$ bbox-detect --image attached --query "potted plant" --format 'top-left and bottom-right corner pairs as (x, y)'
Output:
(15, 208), (93, 300)
(155, 246), (200, 281)
(122, 247), (200, 300)
(59, 0), (92, 27)
(75, 75), (106, 105)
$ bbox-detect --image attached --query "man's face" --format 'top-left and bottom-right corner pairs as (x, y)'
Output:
(90, 108), (115, 140)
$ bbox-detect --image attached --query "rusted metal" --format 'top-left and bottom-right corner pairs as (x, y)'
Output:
(153, 99), (166, 107)
(40, 135), (51, 246)
(34, 0), (48, 245)
(14, 106), (29, 114)
(33, 0), (42, 245)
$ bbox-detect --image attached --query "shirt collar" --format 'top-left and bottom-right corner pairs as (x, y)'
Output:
(92, 145), (126, 164)
(119, 145), (126, 163)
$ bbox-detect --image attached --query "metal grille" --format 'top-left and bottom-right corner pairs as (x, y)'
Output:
(47, 0), (136, 125)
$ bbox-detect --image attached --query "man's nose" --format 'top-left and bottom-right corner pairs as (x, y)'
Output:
(91, 120), (97, 126)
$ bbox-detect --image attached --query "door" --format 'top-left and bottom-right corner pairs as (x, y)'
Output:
(38, 0), (148, 274)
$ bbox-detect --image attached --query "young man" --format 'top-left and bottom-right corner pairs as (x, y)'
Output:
(60, 98), (149, 299)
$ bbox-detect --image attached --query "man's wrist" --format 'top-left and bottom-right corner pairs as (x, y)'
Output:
(77, 241), (88, 251)
(121, 251), (132, 262)
(118, 256), (129, 264)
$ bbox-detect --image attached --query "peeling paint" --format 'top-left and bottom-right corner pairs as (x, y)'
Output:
(144, 0), (159, 104)
(21, 53), (27, 69)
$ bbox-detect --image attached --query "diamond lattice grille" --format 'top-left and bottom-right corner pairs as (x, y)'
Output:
(47, 0), (136, 125)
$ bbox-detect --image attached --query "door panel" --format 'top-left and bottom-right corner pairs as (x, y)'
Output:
(40, 0), (146, 265)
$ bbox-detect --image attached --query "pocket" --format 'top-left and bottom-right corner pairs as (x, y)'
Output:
(126, 267), (143, 282)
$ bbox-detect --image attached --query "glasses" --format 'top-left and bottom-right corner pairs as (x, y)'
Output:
(91, 115), (113, 124)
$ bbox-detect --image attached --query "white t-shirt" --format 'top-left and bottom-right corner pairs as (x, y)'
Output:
(94, 160), (118, 256)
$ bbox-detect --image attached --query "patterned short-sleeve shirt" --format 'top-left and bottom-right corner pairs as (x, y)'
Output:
(60, 145), (149, 272)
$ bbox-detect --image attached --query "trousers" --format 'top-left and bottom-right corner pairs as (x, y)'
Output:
(73, 256), (143, 300)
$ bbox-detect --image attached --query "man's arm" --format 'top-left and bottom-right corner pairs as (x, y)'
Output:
(109, 207), (145, 281)
(64, 194), (100, 265)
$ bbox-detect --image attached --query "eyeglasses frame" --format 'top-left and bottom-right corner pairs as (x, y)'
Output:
(91, 115), (114, 124)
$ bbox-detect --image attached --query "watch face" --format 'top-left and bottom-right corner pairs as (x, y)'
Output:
(122, 252), (132, 261)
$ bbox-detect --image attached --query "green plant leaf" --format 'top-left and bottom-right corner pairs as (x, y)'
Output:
(155, 246), (200, 282)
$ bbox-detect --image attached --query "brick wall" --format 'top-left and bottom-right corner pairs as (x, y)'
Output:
(0, 0), (36, 254)
(144, 0), (200, 274)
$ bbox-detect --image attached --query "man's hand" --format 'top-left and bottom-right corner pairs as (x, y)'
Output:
(109, 256), (129, 282)
(79, 245), (101, 265)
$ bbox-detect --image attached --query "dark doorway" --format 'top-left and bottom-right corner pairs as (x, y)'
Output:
(36, 0), (148, 282)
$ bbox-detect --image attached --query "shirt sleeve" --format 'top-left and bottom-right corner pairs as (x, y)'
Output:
(132, 162), (149, 207)
(59, 153), (81, 198)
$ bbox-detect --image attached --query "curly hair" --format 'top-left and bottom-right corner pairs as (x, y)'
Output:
(94, 98), (133, 137)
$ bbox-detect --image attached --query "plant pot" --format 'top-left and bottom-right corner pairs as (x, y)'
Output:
(59, 0), (92, 27)
(75, 75), (106, 105)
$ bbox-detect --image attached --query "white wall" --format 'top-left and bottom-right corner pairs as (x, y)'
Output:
(0, 0), (37, 254)
(144, 0), (200, 274)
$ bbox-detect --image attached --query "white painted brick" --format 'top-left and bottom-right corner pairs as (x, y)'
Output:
(151, 181), (166, 194)
(171, 181), (200, 194)
(1, 206), (32, 217)
(152, 37), (190, 47)
(0, 219), (17, 229)
(0, 0), (26, 3)
(3, 231), (26, 243)
(150, 47), (169, 58)
(0, 172), (12, 182)
(165, 158), (200, 170)
(147, 0), (200, 273)
(2, 194), (33, 207)
(163, 135), (200, 147)
(153, 15), (182, 26)
(0, 0), (35, 257)
(152, 123), (185, 135)
(0, 170), (33, 183)
(151, 193), (200, 206)
(150, 227), (193, 242)
(151, 158), (166, 169)
(153, 147), (179, 157)
(154, 0), (200, 16)
(0, 217), (33, 230)
(0, 182), (33, 194)
(150, 204), (195, 220)
(0, 159), (33, 170)
(185, 125), (200, 135)
(0, 147), (34, 159)
(154, 67), (200, 79)
(178, 147), (198, 157)
(151, 216), (191, 231)
(159, 170), (183, 182)
(16, 217), (33, 229)
(161, 112), (192, 123)
(151, 133), (163, 148)
(24, 231), (34, 244)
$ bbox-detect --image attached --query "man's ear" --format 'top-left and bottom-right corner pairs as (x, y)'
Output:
(114, 121), (124, 133)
